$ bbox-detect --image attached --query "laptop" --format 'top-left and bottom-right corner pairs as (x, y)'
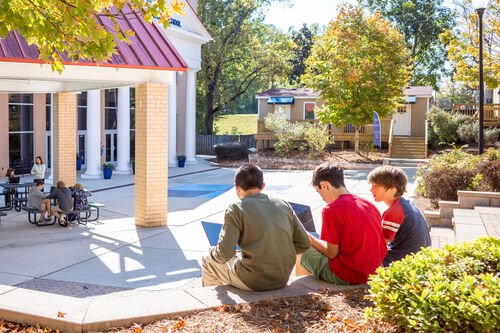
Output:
(9, 176), (20, 184)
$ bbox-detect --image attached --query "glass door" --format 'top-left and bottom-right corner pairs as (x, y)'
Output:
(104, 130), (118, 163)
(77, 132), (86, 165)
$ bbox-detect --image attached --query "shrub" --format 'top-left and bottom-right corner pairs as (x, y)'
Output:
(422, 167), (476, 204)
(476, 160), (500, 192)
(485, 127), (500, 145)
(427, 146), (482, 171)
(457, 121), (478, 144)
(264, 114), (332, 157)
(366, 237), (500, 332)
(213, 142), (248, 161)
(428, 106), (459, 147)
(485, 148), (500, 161)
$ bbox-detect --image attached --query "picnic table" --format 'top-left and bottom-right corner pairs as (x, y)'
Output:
(0, 182), (34, 212)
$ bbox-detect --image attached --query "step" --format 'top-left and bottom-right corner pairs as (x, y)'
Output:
(424, 210), (452, 227)
(438, 200), (460, 219)
(452, 208), (488, 242)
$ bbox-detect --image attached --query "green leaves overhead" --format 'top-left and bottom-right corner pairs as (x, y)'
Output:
(302, 5), (409, 128)
(0, 0), (185, 73)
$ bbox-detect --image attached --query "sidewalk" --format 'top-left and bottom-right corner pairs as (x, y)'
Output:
(0, 158), (419, 332)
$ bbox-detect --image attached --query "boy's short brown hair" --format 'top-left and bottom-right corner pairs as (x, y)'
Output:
(367, 165), (407, 197)
(312, 162), (345, 189)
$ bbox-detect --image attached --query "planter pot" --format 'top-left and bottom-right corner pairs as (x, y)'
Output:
(103, 167), (113, 179)
(76, 159), (82, 171)
(177, 157), (186, 168)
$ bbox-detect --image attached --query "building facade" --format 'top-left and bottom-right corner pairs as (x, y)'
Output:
(0, 0), (211, 177)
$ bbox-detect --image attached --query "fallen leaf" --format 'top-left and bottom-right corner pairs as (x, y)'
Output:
(130, 323), (142, 333)
(56, 311), (66, 318)
(172, 318), (185, 331)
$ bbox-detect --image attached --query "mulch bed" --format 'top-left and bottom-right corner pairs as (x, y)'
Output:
(107, 287), (397, 333)
(0, 288), (397, 333)
(211, 150), (388, 170)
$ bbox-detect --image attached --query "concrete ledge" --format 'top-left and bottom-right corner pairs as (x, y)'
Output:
(0, 276), (366, 333)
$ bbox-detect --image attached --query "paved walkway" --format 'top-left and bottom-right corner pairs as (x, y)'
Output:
(0, 158), (419, 332)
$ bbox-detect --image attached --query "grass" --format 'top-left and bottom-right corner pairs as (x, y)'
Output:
(214, 114), (257, 135)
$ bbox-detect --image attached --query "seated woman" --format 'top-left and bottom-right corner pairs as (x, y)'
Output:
(27, 180), (51, 222)
(72, 183), (92, 211)
(2, 168), (16, 206)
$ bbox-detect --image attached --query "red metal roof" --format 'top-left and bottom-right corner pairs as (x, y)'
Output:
(0, 4), (187, 71)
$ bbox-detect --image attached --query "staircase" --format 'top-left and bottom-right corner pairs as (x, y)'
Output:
(390, 136), (426, 159)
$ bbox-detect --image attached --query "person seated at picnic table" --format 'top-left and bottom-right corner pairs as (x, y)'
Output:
(26, 180), (52, 222)
(202, 163), (311, 291)
(47, 180), (73, 227)
(71, 183), (92, 210)
(2, 168), (16, 206)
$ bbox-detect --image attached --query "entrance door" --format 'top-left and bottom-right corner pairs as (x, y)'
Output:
(105, 131), (118, 163)
(393, 105), (411, 136)
(77, 132), (86, 165)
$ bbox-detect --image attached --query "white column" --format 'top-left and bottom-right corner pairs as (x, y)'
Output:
(115, 87), (131, 174)
(168, 74), (177, 167)
(47, 93), (54, 184)
(185, 69), (197, 163)
(82, 90), (102, 179)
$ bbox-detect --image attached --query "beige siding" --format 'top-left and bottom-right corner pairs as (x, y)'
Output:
(258, 98), (322, 120)
(411, 98), (428, 137)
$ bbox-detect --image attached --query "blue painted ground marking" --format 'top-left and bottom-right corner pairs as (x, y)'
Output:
(168, 184), (232, 198)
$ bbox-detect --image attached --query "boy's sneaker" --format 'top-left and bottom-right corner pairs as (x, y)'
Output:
(44, 212), (49, 219)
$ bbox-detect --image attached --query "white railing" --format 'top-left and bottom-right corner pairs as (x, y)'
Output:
(424, 119), (428, 157)
(388, 119), (394, 157)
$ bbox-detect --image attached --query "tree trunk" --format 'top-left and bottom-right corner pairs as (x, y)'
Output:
(205, 83), (216, 135)
(354, 126), (360, 154)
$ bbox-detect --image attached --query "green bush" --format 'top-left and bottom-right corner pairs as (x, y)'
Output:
(366, 237), (500, 332)
(264, 114), (332, 157)
(428, 106), (459, 148)
(485, 127), (500, 145)
(457, 121), (478, 144)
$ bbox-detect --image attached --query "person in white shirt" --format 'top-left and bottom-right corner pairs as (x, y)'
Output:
(31, 156), (46, 183)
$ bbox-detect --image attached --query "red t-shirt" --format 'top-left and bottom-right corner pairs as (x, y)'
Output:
(321, 194), (387, 284)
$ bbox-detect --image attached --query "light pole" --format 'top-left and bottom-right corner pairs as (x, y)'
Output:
(474, 0), (487, 154)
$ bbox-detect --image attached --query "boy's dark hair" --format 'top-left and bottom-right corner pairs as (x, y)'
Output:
(57, 180), (66, 189)
(234, 164), (264, 191)
(367, 165), (407, 197)
(35, 180), (44, 187)
(312, 162), (345, 188)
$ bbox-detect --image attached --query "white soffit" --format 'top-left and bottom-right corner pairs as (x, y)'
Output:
(0, 62), (176, 92)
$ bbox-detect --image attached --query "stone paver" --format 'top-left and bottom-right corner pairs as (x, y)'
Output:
(0, 157), (420, 332)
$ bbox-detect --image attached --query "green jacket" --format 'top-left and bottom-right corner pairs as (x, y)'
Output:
(210, 193), (311, 291)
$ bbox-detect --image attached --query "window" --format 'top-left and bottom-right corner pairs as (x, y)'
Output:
(77, 92), (87, 130)
(105, 89), (117, 129)
(45, 94), (51, 131)
(304, 102), (316, 120)
(8, 94), (34, 167)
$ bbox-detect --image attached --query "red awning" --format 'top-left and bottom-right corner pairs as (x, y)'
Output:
(0, 4), (187, 71)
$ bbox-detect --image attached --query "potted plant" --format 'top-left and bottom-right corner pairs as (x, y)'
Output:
(177, 155), (186, 168)
(76, 154), (82, 171)
(102, 163), (114, 179)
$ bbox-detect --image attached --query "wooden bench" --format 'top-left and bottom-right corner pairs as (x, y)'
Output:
(22, 207), (56, 227)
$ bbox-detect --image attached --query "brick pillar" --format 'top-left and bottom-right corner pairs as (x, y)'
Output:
(135, 83), (168, 227)
(0, 94), (8, 174)
(53, 93), (77, 185)
(33, 94), (47, 162)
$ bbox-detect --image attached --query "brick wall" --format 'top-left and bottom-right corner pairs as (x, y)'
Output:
(53, 93), (77, 185)
(0, 94), (8, 174)
(135, 83), (169, 227)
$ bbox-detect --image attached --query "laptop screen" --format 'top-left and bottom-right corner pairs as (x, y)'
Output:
(9, 176), (20, 184)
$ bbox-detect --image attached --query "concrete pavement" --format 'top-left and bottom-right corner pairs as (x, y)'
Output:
(0, 158), (420, 332)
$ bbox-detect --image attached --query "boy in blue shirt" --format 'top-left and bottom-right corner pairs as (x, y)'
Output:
(368, 165), (431, 266)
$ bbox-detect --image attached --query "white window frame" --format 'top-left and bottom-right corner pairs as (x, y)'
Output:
(303, 102), (316, 120)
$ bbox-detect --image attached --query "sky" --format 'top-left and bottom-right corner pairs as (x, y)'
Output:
(264, 0), (355, 32)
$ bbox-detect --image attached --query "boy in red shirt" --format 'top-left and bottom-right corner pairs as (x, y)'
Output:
(368, 165), (431, 266)
(301, 162), (387, 284)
